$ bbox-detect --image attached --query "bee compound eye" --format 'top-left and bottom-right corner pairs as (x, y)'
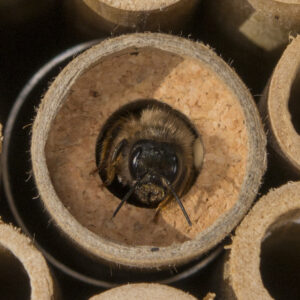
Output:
(164, 154), (178, 183)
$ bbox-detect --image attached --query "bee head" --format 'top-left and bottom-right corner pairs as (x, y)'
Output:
(129, 139), (179, 185)
(97, 100), (199, 225)
(127, 139), (179, 206)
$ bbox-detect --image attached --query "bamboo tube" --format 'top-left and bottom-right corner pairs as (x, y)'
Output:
(202, 0), (300, 53)
(0, 221), (57, 299)
(88, 283), (199, 300)
(66, 0), (200, 36)
(220, 181), (300, 300)
(260, 35), (300, 176)
(31, 33), (266, 270)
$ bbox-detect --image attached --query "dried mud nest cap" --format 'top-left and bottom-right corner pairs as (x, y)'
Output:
(223, 181), (300, 299)
(89, 283), (198, 300)
(0, 222), (56, 300)
(31, 33), (266, 269)
(260, 35), (300, 175)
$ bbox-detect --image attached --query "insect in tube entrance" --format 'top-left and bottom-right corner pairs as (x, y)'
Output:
(95, 99), (204, 226)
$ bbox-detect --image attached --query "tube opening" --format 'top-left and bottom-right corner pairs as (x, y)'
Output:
(260, 212), (300, 300)
(288, 66), (300, 135)
(0, 244), (31, 300)
(45, 43), (248, 248)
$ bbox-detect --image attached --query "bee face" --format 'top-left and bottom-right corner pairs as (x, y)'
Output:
(129, 139), (179, 206)
(129, 140), (179, 183)
(96, 99), (204, 225)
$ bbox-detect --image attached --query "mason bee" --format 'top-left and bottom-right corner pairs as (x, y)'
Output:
(96, 100), (204, 226)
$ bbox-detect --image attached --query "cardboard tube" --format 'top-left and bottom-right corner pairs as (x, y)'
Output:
(260, 35), (300, 175)
(66, 0), (200, 35)
(0, 221), (57, 299)
(89, 283), (198, 300)
(31, 33), (266, 270)
(220, 181), (300, 299)
(202, 0), (300, 53)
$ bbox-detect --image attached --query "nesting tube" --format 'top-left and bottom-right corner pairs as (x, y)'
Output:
(88, 283), (199, 300)
(31, 33), (266, 270)
(202, 0), (300, 53)
(220, 181), (300, 299)
(260, 35), (300, 176)
(0, 222), (57, 299)
(66, 0), (200, 35)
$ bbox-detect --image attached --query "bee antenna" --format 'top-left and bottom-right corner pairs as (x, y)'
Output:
(160, 176), (192, 226)
(112, 172), (147, 219)
(112, 181), (139, 218)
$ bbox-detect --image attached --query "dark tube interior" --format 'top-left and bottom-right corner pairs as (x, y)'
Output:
(260, 220), (300, 300)
(0, 244), (31, 300)
(288, 66), (300, 135)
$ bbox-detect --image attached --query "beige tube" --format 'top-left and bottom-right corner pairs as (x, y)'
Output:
(0, 221), (57, 299)
(66, 0), (200, 35)
(202, 0), (300, 53)
(220, 181), (300, 299)
(260, 35), (300, 175)
(89, 283), (199, 300)
(31, 33), (266, 270)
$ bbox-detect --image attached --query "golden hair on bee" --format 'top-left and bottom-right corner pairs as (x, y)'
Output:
(96, 100), (204, 226)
